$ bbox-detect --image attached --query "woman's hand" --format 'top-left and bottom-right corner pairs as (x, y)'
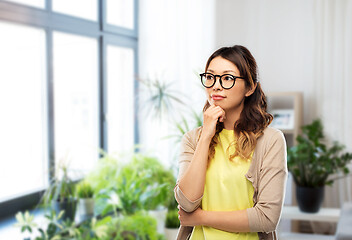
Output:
(178, 205), (204, 227)
(202, 103), (226, 140)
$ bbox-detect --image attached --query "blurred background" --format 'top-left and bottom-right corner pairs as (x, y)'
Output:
(0, 0), (351, 239)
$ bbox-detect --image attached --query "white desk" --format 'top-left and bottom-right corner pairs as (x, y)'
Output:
(279, 206), (340, 240)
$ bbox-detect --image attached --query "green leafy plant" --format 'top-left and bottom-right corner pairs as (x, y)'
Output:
(139, 77), (184, 120)
(114, 213), (158, 240)
(42, 164), (75, 204)
(14, 211), (37, 239)
(86, 151), (176, 216)
(114, 162), (153, 215)
(15, 210), (81, 240)
(39, 160), (78, 222)
(165, 210), (180, 229)
(129, 154), (176, 211)
(85, 152), (122, 217)
(166, 109), (203, 144)
(287, 119), (352, 187)
(15, 210), (162, 240)
(76, 181), (94, 199)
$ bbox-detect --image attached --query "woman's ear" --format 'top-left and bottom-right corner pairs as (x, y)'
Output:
(245, 82), (257, 97)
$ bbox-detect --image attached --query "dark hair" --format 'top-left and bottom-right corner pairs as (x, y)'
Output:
(203, 45), (273, 161)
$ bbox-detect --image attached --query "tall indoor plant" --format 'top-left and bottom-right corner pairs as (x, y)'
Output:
(41, 163), (77, 221)
(287, 119), (352, 212)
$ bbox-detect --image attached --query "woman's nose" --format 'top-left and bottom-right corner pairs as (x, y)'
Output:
(213, 76), (222, 90)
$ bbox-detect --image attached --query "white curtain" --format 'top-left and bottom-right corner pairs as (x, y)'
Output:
(311, 0), (352, 234)
(314, 0), (352, 206)
(314, 0), (352, 155)
(138, 0), (215, 168)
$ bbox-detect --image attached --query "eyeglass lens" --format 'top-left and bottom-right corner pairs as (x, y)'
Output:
(201, 73), (235, 89)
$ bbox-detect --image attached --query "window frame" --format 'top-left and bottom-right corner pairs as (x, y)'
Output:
(101, 0), (138, 38)
(102, 35), (139, 152)
(0, 0), (139, 219)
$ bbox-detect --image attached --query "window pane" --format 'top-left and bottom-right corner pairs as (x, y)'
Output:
(53, 0), (97, 21)
(0, 22), (47, 201)
(53, 32), (98, 179)
(107, 0), (134, 29)
(6, 0), (44, 8)
(107, 46), (134, 154)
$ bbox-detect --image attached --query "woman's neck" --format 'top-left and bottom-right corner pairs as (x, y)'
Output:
(223, 105), (244, 130)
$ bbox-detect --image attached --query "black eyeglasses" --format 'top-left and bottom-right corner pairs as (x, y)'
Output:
(199, 73), (245, 89)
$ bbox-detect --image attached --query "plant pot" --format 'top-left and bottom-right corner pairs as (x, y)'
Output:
(164, 228), (178, 240)
(52, 198), (77, 221)
(148, 208), (167, 234)
(78, 198), (95, 221)
(296, 185), (324, 213)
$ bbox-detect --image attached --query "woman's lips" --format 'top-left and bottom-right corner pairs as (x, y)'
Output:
(212, 95), (225, 100)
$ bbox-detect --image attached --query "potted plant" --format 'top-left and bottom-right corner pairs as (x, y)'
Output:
(287, 119), (352, 212)
(41, 163), (77, 221)
(112, 212), (161, 240)
(164, 209), (180, 240)
(76, 180), (95, 221)
(15, 210), (80, 240)
(164, 198), (180, 240)
(127, 154), (176, 234)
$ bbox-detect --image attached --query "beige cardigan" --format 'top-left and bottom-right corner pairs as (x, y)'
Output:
(174, 126), (288, 240)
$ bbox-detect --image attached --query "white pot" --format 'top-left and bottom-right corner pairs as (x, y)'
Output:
(78, 198), (94, 220)
(148, 208), (167, 234)
(164, 228), (178, 240)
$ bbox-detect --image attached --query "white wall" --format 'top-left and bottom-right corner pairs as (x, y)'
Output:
(138, 0), (216, 167)
(214, 1), (352, 225)
(215, 0), (316, 124)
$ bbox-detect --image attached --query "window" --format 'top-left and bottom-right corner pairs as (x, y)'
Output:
(0, 0), (138, 218)
(6, 0), (44, 8)
(52, 0), (97, 21)
(107, 0), (134, 29)
(107, 45), (135, 154)
(53, 32), (99, 178)
(0, 22), (47, 201)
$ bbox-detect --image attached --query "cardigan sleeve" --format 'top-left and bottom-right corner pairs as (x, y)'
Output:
(174, 129), (203, 212)
(246, 130), (288, 233)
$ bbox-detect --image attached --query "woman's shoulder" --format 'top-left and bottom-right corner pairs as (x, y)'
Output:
(179, 126), (202, 151)
(262, 126), (283, 136)
(183, 126), (202, 142)
(259, 127), (286, 145)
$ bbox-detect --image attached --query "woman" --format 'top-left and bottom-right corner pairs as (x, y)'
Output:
(174, 45), (287, 240)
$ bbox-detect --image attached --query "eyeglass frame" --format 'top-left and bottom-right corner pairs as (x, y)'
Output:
(199, 72), (245, 89)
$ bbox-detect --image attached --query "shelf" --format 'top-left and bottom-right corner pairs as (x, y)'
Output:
(279, 232), (334, 240)
(281, 206), (340, 222)
(266, 92), (303, 146)
(279, 206), (339, 240)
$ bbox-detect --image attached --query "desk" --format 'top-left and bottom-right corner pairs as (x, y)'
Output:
(279, 206), (340, 240)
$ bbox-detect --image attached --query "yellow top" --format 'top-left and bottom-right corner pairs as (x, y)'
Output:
(190, 128), (259, 240)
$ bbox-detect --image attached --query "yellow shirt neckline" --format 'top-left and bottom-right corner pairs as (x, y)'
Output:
(220, 128), (234, 135)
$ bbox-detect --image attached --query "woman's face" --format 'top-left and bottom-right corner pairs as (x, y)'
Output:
(205, 56), (253, 112)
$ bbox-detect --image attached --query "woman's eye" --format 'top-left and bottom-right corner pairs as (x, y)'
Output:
(206, 75), (214, 80)
(223, 75), (234, 81)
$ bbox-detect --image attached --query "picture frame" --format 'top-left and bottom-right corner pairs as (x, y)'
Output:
(270, 109), (295, 130)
